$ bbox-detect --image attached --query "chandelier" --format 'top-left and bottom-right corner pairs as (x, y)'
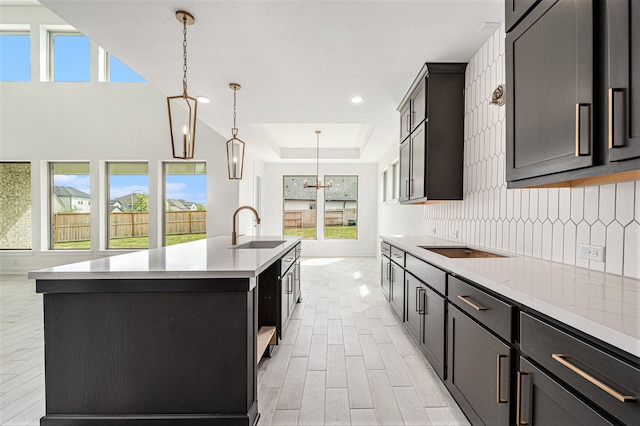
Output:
(304, 130), (332, 189)
(226, 83), (246, 179)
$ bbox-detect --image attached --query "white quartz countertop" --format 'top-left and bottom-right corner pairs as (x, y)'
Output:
(381, 235), (640, 359)
(28, 236), (301, 280)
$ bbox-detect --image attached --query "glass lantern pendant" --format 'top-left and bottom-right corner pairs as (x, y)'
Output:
(167, 11), (198, 160)
(226, 83), (246, 179)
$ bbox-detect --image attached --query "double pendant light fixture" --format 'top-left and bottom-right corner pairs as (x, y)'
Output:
(226, 83), (246, 180)
(304, 130), (332, 190)
(167, 10), (198, 160)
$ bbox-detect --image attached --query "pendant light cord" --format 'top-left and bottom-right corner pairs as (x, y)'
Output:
(182, 16), (188, 97)
(232, 88), (238, 137)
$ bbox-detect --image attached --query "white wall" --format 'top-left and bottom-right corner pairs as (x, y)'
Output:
(237, 150), (265, 237)
(0, 5), (239, 273)
(262, 162), (378, 257)
(378, 25), (640, 279)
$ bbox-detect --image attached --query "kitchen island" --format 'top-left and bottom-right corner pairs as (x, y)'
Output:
(28, 235), (301, 426)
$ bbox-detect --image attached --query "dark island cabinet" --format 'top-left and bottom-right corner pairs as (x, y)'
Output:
(388, 246), (406, 321)
(606, 0), (640, 162)
(517, 358), (614, 425)
(506, 0), (595, 184)
(398, 63), (466, 203)
(447, 305), (512, 426)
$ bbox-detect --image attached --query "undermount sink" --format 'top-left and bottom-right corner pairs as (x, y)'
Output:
(420, 246), (507, 259)
(231, 240), (286, 249)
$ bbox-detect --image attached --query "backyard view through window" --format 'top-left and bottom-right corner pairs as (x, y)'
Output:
(283, 176), (317, 239)
(164, 163), (207, 246)
(108, 163), (149, 249)
(324, 175), (358, 239)
(0, 163), (32, 249)
(50, 162), (90, 249)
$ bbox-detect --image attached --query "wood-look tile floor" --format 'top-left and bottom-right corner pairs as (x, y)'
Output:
(0, 257), (469, 425)
(257, 257), (469, 426)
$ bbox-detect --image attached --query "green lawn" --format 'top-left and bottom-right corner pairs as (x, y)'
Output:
(53, 233), (207, 249)
(284, 226), (356, 240)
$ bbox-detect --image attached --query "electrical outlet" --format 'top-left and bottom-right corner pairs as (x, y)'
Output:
(580, 244), (605, 262)
(450, 230), (459, 240)
(432, 227), (437, 235)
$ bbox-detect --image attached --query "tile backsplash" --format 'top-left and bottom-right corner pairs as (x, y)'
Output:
(425, 25), (640, 279)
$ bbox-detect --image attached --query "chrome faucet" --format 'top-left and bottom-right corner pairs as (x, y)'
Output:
(232, 206), (261, 245)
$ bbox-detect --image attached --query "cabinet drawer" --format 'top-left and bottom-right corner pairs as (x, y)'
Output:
(280, 247), (296, 275)
(521, 313), (640, 426)
(405, 254), (446, 295)
(448, 276), (513, 342)
(390, 246), (405, 266)
(380, 241), (391, 257)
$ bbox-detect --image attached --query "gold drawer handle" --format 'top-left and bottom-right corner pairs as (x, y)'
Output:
(457, 295), (491, 311)
(552, 354), (635, 403)
(496, 354), (508, 404)
(516, 370), (529, 425)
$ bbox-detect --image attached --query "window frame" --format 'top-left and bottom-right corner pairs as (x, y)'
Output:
(282, 175), (318, 240)
(49, 161), (91, 250)
(323, 175), (358, 240)
(0, 28), (31, 82)
(46, 28), (89, 82)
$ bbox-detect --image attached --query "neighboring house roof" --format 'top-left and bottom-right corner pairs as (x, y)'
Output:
(53, 185), (90, 199)
(284, 176), (356, 201)
(166, 199), (198, 211)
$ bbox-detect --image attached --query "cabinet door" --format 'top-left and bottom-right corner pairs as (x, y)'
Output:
(399, 103), (411, 143)
(409, 122), (425, 200)
(447, 305), (511, 426)
(517, 358), (614, 425)
(389, 263), (404, 321)
(421, 286), (445, 380)
(399, 139), (411, 202)
(505, 0), (542, 31)
(607, 0), (640, 161)
(380, 257), (391, 300)
(405, 273), (422, 343)
(411, 79), (426, 132)
(506, 0), (594, 182)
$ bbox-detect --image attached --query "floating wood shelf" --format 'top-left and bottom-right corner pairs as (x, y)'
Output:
(257, 326), (277, 362)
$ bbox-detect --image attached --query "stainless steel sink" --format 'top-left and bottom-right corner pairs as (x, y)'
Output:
(420, 246), (507, 258)
(231, 240), (286, 249)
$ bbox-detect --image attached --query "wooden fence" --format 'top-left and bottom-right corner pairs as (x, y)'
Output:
(283, 208), (356, 229)
(53, 211), (207, 243)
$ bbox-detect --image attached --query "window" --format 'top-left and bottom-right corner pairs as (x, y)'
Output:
(107, 163), (149, 249)
(50, 32), (90, 82)
(324, 176), (358, 239)
(392, 160), (399, 200)
(382, 169), (388, 202)
(164, 163), (206, 246)
(0, 33), (30, 81)
(283, 176), (317, 240)
(0, 163), (32, 249)
(50, 162), (90, 249)
(107, 52), (145, 82)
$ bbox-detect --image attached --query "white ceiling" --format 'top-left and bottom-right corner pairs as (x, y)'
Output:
(37, 0), (504, 163)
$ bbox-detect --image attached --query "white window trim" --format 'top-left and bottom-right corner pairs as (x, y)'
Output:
(39, 25), (81, 82)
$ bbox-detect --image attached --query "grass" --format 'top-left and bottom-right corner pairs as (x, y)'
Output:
(53, 233), (207, 249)
(284, 226), (356, 240)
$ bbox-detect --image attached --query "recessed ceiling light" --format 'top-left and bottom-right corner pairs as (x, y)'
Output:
(351, 96), (364, 104)
(197, 96), (210, 103)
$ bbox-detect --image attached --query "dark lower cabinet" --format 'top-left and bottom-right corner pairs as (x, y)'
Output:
(405, 272), (445, 379)
(388, 261), (404, 321)
(447, 305), (512, 426)
(380, 256), (391, 300)
(517, 358), (614, 425)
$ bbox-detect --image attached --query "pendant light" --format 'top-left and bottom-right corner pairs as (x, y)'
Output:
(304, 130), (332, 189)
(167, 10), (198, 160)
(226, 83), (246, 179)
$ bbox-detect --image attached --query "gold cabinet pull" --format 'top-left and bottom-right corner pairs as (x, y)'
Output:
(609, 88), (625, 149)
(457, 295), (491, 311)
(415, 285), (420, 312)
(609, 88), (614, 149)
(575, 103), (591, 157)
(552, 354), (635, 402)
(406, 114), (411, 132)
(516, 370), (529, 425)
(496, 354), (508, 403)
(420, 288), (427, 315)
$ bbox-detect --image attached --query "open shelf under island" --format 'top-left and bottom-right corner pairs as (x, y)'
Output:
(28, 236), (302, 426)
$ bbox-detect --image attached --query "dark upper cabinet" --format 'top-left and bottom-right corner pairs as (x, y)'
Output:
(398, 63), (466, 203)
(506, 0), (640, 188)
(606, 0), (640, 162)
(506, 0), (595, 183)
(505, 0), (542, 31)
